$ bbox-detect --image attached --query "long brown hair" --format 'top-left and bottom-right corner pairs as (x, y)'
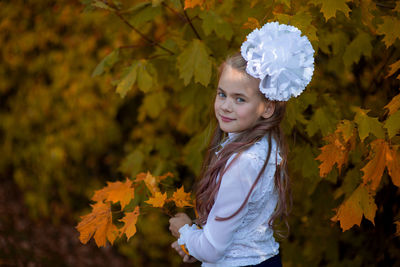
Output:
(195, 52), (292, 238)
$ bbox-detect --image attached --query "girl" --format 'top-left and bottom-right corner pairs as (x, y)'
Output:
(169, 22), (315, 267)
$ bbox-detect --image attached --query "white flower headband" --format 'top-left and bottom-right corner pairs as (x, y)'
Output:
(240, 22), (315, 101)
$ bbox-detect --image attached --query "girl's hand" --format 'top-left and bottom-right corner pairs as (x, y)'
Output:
(169, 212), (192, 238)
(171, 241), (197, 263)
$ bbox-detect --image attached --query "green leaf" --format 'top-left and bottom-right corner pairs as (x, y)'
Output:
(119, 150), (145, 177)
(309, 0), (351, 21)
(376, 16), (400, 48)
(306, 107), (338, 137)
(200, 11), (233, 40)
(384, 110), (400, 138)
(127, 3), (161, 27)
(177, 39), (212, 86)
(333, 168), (362, 200)
(92, 49), (120, 77)
(137, 61), (157, 93)
(274, 9), (318, 43)
(139, 91), (168, 119)
(353, 107), (385, 141)
(343, 31), (373, 68)
(116, 61), (139, 98)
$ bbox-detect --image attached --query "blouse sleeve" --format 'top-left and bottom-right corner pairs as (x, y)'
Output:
(177, 153), (260, 263)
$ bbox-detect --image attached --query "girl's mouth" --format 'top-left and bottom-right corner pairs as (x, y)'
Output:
(220, 115), (235, 122)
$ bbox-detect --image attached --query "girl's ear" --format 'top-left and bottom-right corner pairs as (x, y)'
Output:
(261, 102), (275, 119)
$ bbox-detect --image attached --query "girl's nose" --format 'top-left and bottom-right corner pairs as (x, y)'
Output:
(221, 99), (233, 112)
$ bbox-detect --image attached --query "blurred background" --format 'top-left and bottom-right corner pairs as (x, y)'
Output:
(0, 0), (399, 266)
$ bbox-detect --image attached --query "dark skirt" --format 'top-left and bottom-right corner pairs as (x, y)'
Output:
(247, 254), (282, 267)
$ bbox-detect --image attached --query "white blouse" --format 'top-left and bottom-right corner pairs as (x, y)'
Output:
(177, 133), (282, 267)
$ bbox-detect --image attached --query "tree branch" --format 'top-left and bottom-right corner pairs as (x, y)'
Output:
(179, 0), (202, 40)
(114, 12), (175, 55)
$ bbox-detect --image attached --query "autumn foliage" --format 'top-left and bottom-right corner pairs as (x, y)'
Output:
(1, 0), (400, 265)
(76, 173), (193, 247)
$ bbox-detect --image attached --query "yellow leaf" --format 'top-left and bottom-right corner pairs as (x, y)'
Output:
(119, 206), (140, 240)
(76, 202), (117, 247)
(171, 186), (193, 208)
(143, 171), (160, 195)
(92, 178), (134, 209)
(376, 16), (400, 48)
(385, 60), (400, 79)
(384, 93), (400, 115)
(145, 191), (167, 208)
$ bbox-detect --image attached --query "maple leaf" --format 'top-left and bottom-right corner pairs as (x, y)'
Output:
(177, 39), (212, 86)
(376, 16), (400, 48)
(145, 191), (167, 208)
(315, 120), (356, 177)
(361, 139), (388, 191)
(76, 202), (118, 247)
(119, 206), (140, 240)
(309, 0), (351, 21)
(384, 110), (400, 138)
(360, 140), (400, 189)
(353, 107), (385, 142)
(331, 185), (377, 231)
(92, 178), (134, 209)
(171, 186), (193, 208)
(361, 140), (400, 190)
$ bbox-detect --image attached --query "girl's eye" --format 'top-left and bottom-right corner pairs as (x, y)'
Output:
(237, 97), (245, 103)
(218, 92), (226, 98)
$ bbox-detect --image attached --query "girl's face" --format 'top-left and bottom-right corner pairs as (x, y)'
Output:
(214, 65), (274, 133)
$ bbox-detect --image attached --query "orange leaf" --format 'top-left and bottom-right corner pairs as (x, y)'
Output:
(92, 178), (134, 209)
(158, 172), (174, 182)
(242, 17), (261, 30)
(384, 93), (400, 115)
(316, 120), (356, 177)
(145, 191), (167, 208)
(119, 206), (140, 240)
(386, 145), (400, 187)
(361, 139), (388, 191)
(184, 0), (213, 10)
(171, 186), (193, 208)
(331, 185), (377, 231)
(134, 172), (147, 183)
(76, 202), (118, 247)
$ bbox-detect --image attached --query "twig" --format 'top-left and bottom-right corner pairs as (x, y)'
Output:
(179, 0), (202, 40)
(114, 12), (175, 55)
(161, 2), (187, 22)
